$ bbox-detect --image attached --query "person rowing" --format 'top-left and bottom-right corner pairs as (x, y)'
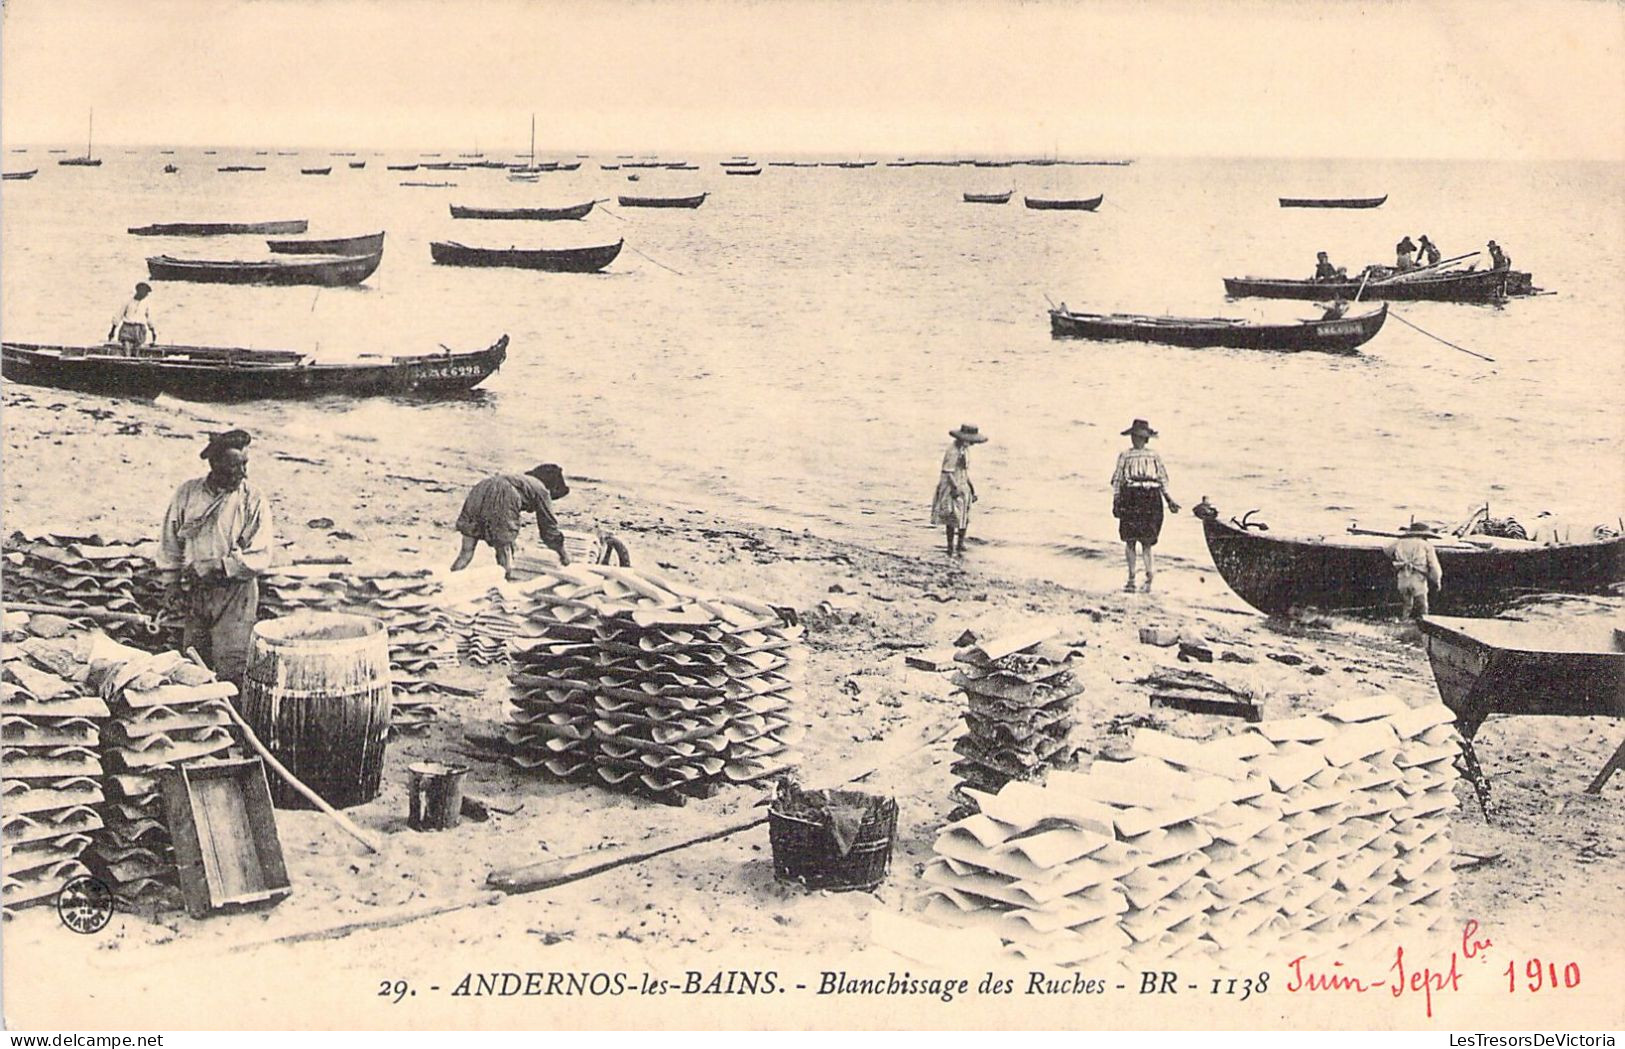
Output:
(1312, 251), (1345, 281)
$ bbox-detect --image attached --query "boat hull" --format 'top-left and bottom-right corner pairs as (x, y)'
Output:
(429, 240), (622, 273)
(2, 170), (38, 181)
(963, 191), (1012, 204)
(267, 232), (386, 256)
(1024, 195), (1103, 211)
(0, 336), (508, 402)
(128, 221), (309, 237)
(1198, 509), (1625, 618)
(1419, 616), (1625, 738)
(1049, 304), (1384, 354)
(616, 193), (707, 209)
(146, 250), (382, 286)
(1279, 195), (1387, 208)
(450, 202), (594, 221)
(1224, 270), (1510, 303)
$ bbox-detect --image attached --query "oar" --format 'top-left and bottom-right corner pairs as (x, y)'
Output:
(1371, 251), (1479, 286)
(1352, 267), (1372, 303)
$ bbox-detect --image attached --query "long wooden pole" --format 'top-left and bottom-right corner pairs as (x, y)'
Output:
(1371, 250), (1479, 286)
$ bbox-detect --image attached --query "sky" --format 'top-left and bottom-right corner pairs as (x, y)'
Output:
(1, 0), (1621, 159)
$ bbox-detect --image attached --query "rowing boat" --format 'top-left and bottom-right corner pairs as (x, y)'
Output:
(963, 190), (1012, 204)
(1049, 303), (1386, 354)
(449, 201), (595, 221)
(300, 167), (332, 175)
(1023, 195), (1103, 211)
(1279, 195), (1387, 209)
(1194, 501), (1625, 617)
(616, 193), (708, 209)
(0, 335), (508, 401)
(1223, 269), (1510, 303)
(145, 250), (382, 286)
(128, 221), (309, 237)
(429, 240), (622, 273)
(266, 231), (385, 256)
(2, 169), (38, 181)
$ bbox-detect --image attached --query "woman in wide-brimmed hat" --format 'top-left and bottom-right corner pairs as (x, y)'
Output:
(930, 424), (986, 555)
(450, 463), (571, 578)
(1111, 419), (1180, 591)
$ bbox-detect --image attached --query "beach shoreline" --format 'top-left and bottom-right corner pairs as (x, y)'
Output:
(2, 380), (1621, 1028)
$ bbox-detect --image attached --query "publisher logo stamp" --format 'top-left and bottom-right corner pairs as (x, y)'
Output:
(56, 875), (114, 934)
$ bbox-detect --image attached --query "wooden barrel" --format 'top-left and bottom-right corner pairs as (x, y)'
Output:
(240, 612), (392, 810)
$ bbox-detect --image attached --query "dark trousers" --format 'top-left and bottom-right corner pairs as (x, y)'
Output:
(184, 577), (259, 686)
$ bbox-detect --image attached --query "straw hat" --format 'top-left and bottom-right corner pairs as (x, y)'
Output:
(949, 424), (988, 444)
(1121, 419), (1158, 438)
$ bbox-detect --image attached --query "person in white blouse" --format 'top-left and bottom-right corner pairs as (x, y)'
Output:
(1110, 419), (1180, 592)
(108, 282), (157, 348)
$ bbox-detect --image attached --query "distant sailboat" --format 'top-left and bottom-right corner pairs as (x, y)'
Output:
(58, 110), (102, 167)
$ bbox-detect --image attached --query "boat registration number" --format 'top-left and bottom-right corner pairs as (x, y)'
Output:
(417, 362), (485, 379)
(1319, 321), (1362, 336)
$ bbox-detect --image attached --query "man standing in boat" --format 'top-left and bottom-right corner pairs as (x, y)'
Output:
(1416, 234), (1442, 266)
(1386, 521), (1443, 620)
(108, 281), (157, 349)
(158, 430), (275, 686)
(1394, 236), (1418, 271)
(450, 464), (571, 579)
(1487, 240), (1511, 270)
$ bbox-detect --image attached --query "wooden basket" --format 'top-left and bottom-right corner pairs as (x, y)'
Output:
(769, 793), (897, 893)
(159, 758), (292, 919)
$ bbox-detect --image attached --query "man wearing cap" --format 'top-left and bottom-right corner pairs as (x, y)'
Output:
(1111, 419), (1179, 592)
(157, 430), (276, 685)
(1386, 522), (1443, 620)
(108, 282), (157, 349)
(1312, 252), (1343, 281)
(450, 464), (570, 578)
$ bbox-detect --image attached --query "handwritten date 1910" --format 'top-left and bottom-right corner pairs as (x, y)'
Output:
(1506, 959), (1581, 993)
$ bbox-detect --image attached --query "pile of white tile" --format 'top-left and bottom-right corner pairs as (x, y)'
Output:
(504, 565), (804, 799)
(950, 628), (1083, 812)
(2, 620), (108, 916)
(88, 647), (240, 909)
(919, 695), (1460, 964)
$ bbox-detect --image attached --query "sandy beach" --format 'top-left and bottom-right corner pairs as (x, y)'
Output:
(3, 380), (1622, 1029)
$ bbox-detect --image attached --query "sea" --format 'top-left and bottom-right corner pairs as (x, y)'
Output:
(2, 149), (1622, 606)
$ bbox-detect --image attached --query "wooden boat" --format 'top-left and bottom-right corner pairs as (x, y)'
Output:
(423, 162), (467, 171)
(1024, 195), (1103, 211)
(266, 231), (385, 256)
(1223, 268), (1511, 303)
(449, 201), (595, 221)
(146, 250), (383, 287)
(348, 161), (366, 169)
(0, 335), (508, 402)
(1279, 195), (1387, 209)
(429, 240), (622, 273)
(2, 169), (38, 181)
(401, 181), (456, 188)
(1049, 303), (1386, 354)
(58, 110), (101, 166)
(725, 167), (762, 176)
(387, 163), (419, 171)
(963, 190), (1012, 204)
(300, 166), (332, 175)
(129, 220), (309, 236)
(616, 192), (707, 209)
(1419, 615), (1625, 792)
(600, 164), (621, 171)
(162, 164), (179, 175)
(720, 160), (757, 168)
(1193, 501), (1625, 618)
(218, 165), (266, 173)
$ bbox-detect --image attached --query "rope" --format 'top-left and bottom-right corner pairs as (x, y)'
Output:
(1389, 309), (1496, 363)
(625, 243), (685, 276)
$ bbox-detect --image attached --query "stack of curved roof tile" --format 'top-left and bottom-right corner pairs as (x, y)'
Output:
(3, 532), (174, 647)
(87, 648), (240, 910)
(503, 565), (804, 800)
(918, 696), (1460, 964)
(1, 624), (108, 915)
(950, 627), (1082, 813)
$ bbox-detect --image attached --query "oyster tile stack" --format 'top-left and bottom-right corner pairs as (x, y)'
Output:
(503, 565), (805, 799)
(87, 648), (240, 910)
(949, 627), (1083, 813)
(917, 697), (1461, 964)
(1, 622), (108, 916)
(3, 532), (173, 647)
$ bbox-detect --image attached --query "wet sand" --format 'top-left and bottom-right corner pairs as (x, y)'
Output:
(3, 381), (1622, 1029)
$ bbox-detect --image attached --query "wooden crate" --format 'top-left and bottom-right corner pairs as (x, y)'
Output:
(159, 758), (293, 918)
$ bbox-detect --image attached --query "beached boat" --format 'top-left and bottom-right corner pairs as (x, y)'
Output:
(1194, 501), (1625, 618)
(387, 164), (419, 171)
(145, 250), (382, 287)
(348, 161), (366, 169)
(429, 240), (622, 273)
(1024, 195), (1103, 211)
(1048, 303), (1386, 354)
(963, 190), (1012, 204)
(616, 193), (707, 209)
(2, 169), (38, 181)
(300, 166), (332, 175)
(725, 167), (762, 176)
(129, 220), (309, 237)
(217, 165), (266, 173)
(1223, 269), (1511, 303)
(0, 335), (507, 402)
(266, 231), (385, 256)
(449, 201), (595, 221)
(1279, 195), (1387, 209)
(1419, 615), (1625, 791)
